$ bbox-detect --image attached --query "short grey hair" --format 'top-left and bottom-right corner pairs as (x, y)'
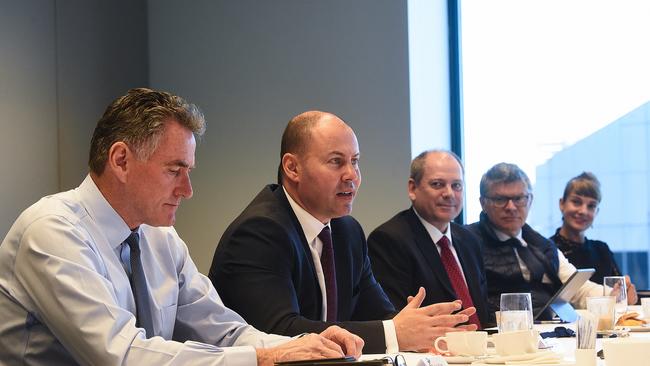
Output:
(479, 162), (531, 197)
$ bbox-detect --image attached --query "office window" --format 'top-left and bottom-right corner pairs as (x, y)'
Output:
(460, 0), (650, 288)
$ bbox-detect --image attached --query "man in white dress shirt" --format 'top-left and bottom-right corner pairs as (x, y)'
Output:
(0, 88), (362, 365)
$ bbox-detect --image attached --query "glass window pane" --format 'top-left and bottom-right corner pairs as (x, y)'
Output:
(461, 0), (650, 288)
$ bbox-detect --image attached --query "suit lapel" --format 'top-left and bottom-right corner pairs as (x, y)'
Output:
(405, 208), (456, 297)
(273, 186), (320, 289)
(330, 219), (350, 319)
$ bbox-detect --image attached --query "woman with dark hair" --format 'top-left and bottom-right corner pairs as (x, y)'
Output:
(550, 172), (637, 303)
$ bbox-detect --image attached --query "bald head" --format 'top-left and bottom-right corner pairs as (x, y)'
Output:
(281, 111), (346, 155)
(278, 110), (361, 222)
(278, 110), (352, 183)
(410, 149), (464, 186)
(408, 149), (465, 230)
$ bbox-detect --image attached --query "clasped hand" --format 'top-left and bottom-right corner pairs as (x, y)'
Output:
(257, 326), (363, 366)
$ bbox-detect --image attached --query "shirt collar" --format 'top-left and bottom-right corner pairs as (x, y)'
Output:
(77, 174), (134, 249)
(283, 186), (329, 244)
(493, 226), (526, 247)
(412, 207), (452, 244)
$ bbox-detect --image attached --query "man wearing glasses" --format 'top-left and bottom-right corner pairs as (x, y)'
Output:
(466, 163), (603, 317)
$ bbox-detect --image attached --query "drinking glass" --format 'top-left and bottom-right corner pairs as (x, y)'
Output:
(603, 276), (627, 319)
(499, 293), (533, 333)
(586, 296), (616, 331)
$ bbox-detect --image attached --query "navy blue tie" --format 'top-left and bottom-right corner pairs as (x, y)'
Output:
(124, 231), (154, 337)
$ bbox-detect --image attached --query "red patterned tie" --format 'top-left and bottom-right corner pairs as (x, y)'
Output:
(437, 236), (481, 328)
(318, 227), (338, 322)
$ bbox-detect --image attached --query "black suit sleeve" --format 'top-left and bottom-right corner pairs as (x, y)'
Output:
(335, 218), (397, 322)
(367, 229), (416, 310)
(209, 216), (389, 353)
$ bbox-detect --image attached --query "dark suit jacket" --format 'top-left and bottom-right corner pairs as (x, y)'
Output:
(367, 208), (491, 327)
(209, 184), (396, 353)
(466, 213), (562, 319)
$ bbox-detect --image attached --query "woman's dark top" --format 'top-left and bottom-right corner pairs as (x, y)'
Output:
(549, 228), (621, 284)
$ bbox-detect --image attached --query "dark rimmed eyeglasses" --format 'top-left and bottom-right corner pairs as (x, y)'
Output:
(484, 194), (531, 208)
(382, 355), (407, 366)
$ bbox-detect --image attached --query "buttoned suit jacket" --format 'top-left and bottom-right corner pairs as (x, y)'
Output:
(367, 208), (491, 327)
(208, 184), (396, 353)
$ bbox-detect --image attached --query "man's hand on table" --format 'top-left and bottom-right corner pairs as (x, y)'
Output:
(256, 326), (363, 366)
(319, 325), (364, 358)
(394, 287), (478, 352)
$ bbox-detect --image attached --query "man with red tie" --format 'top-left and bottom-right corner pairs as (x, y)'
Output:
(209, 112), (477, 354)
(368, 150), (490, 328)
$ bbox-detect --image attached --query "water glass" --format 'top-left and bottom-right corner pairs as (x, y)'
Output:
(603, 276), (627, 318)
(586, 296), (616, 331)
(499, 293), (533, 333)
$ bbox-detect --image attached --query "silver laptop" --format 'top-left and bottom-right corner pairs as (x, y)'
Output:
(534, 268), (596, 322)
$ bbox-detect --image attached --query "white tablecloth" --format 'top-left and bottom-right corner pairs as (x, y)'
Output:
(360, 308), (650, 366)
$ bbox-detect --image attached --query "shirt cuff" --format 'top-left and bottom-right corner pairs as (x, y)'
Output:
(220, 345), (258, 366)
(382, 320), (399, 353)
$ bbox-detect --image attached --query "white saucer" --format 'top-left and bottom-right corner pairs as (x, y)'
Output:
(626, 324), (650, 332)
(442, 355), (492, 364)
(442, 350), (559, 364)
(441, 348), (497, 364)
(597, 327), (630, 336)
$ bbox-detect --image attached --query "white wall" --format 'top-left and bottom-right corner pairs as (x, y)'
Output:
(55, 0), (149, 190)
(1, 0), (451, 275)
(0, 0), (147, 236)
(148, 0), (414, 273)
(0, 1), (59, 236)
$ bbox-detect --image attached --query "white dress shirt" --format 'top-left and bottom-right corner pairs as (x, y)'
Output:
(0, 175), (288, 365)
(493, 228), (602, 309)
(412, 208), (470, 286)
(283, 187), (399, 353)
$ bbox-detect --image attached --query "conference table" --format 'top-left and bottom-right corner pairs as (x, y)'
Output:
(360, 306), (650, 366)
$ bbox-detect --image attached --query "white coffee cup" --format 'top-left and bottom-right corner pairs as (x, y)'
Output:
(574, 348), (596, 366)
(489, 329), (539, 356)
(602, 338), (650, 366)
(433, 331), (490, 356)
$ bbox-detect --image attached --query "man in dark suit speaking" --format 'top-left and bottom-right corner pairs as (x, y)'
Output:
(367, 150), (490, 328)
(209, 112), (476, 354)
